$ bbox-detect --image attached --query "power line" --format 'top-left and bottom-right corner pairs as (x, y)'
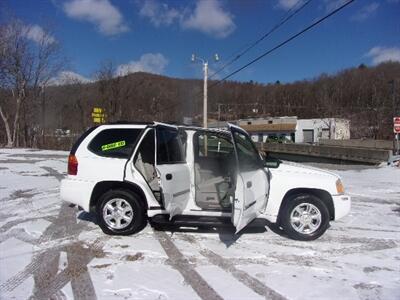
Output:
(159, 0), (355, 120)
(208, 0), (356, 90)
(209, 0), (314, 80)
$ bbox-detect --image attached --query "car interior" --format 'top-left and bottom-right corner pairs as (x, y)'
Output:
(134, 128), (238, 211)
(193, 131), (236, 211)
(134, 129), (161, 200)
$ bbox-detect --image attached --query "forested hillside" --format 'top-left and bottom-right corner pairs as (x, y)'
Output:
(1, 61), (399, 147)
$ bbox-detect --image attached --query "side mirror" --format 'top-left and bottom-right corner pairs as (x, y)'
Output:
(264, 157), (281, 169)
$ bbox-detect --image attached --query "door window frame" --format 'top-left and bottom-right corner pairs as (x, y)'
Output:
(193, 130), (234, 160)
(155, 125), (187, 165)
(229, 126), (264, 172)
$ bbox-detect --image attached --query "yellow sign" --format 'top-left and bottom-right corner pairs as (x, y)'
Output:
(92, 113), (105, 118)
(93, 117), (106, 124)
(93, 107), (103, 113)
(101, 140), (126, 151)
(92, 107), (106, 124)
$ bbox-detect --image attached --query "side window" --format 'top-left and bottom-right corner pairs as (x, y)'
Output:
(233, 131), (263, 171)
(197, 132), (233, 158)
(156, 127), (185, 164)
(88, 128), (142, 158)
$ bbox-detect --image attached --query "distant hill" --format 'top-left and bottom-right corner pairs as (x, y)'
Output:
(1, 62), (399, 146)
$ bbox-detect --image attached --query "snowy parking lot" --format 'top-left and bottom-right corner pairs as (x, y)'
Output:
(0, 149), (399, 300)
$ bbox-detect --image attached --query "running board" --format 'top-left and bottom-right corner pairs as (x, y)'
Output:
(150, 214), (233, 228)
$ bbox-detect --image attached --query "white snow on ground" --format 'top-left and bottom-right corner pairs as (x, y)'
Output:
(336, 166), (400, 201)
(0, 149), (399, 300)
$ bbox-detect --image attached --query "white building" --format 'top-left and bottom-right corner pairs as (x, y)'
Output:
(238, 117), (297, 143)
(295, 118), (350, 144)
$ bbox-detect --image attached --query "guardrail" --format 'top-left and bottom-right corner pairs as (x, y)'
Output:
(319, 139), (394, 150)
(256, 142), (391, 164)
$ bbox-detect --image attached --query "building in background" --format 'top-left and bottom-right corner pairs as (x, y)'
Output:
(208, 117), (350, 144)
(238, 117), (297, 143)
(295, 118), (350, 144)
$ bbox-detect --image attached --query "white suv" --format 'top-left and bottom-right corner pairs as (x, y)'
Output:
(60, 122), (351, 240)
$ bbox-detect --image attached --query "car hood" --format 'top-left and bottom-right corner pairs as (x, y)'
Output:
(268, 161), (340, 180)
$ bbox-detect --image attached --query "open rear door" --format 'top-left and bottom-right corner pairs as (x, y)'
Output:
(155, 123), (191, 219)
(229, 124), (269, 233)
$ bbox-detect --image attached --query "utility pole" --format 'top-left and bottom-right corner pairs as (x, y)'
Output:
(217, 103), (222, 127)
(191, 53), (219, 128)
(203, 61), (208, 129)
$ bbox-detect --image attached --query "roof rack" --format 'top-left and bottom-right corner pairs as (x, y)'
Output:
(106, 121), (154, 125)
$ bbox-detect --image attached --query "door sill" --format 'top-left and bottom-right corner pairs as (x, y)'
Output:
(150, 214), (232, 228)
(189, 208), (231, 213)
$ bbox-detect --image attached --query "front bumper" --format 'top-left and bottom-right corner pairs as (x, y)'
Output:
(332, 194), (351, 220)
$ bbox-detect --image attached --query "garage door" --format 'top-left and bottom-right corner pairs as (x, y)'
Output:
(303, 129), (314, 143)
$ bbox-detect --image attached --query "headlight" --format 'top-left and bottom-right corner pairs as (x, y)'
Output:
(336, 179), (345, 194)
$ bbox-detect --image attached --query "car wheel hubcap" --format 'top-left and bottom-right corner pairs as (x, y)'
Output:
(103, 198), (134, 230)
(290, 203), (321, 234)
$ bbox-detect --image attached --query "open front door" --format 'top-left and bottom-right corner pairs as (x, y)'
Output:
(155, 123), (190, 219)
(229, 124), (269, 233)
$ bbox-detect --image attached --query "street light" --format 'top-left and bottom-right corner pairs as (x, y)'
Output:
(191, 53), (219, 128)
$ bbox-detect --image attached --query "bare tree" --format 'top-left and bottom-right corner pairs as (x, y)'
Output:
(0, 19), (63, 147)
(94, 60), (121, 121)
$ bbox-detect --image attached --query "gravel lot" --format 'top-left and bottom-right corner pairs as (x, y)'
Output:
(0, 149), (399, 300)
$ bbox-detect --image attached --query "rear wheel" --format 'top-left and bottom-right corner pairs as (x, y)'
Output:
(96, 189), (146, 235)
(280, 194), (329, 241)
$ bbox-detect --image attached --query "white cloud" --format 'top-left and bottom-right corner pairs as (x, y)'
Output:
(63, 0), (128, 36)
(351, 2), (379, 22)
(276, 0), (304, 10)
(24, 25), (55, 45)
(138, 0), (235, 38)
(366, 46), (400, 65)
(48, 71), (92, 86)
(181, 0), (235, 38)
(139, 0), (180, 27)
(116, 53), (168, 76)
(323, 0), (347, 12)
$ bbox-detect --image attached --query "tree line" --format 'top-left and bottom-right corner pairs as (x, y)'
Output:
(1, 19), (399, 148)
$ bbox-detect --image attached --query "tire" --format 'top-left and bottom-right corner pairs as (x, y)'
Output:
(96, 189), (147, 235)
(280, 194), (330, 241)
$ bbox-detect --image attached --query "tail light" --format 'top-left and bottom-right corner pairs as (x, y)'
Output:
(68, 155), (78, 175)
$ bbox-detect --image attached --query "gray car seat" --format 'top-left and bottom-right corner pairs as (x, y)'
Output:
(194, 163), (232, 210)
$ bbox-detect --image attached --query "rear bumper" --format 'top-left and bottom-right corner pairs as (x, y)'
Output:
(60, 178), (96, 212)
(332, 194), (351, 220)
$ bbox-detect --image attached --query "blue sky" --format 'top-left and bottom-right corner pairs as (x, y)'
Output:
(4, 0), (400, 84)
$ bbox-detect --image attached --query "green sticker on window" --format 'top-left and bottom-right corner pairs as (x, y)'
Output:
(101, 140), (126, 151)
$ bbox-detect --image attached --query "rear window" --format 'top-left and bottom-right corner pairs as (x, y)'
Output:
(88, 128), (142, 158)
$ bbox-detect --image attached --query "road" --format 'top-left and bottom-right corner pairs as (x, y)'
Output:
(0, 149), (399, 300)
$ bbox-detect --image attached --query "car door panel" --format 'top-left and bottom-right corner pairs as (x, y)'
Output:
(156, 163), (190, 218)
(229, 124), (269, 233)
(155, 123), (191, 219)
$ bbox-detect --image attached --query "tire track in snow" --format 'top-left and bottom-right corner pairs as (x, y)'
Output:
(178, 233), (286, 300)
(199, 249), (287, 300)
(0, 166), (102, 299)
(153, 230), (223, 300)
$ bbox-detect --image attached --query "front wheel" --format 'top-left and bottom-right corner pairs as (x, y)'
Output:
(96, 189), (147, 235)
(280, 194), (330, 241)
